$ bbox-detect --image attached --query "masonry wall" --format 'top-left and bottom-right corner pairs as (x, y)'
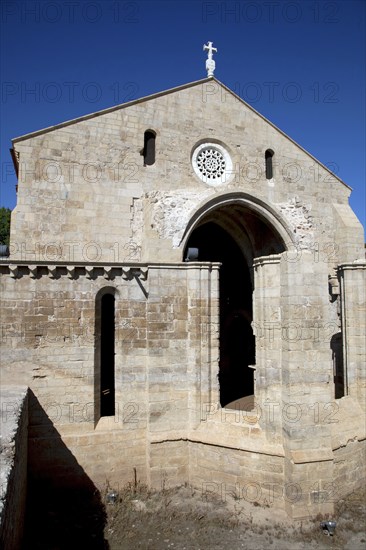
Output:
(3, 78), (365, 519)
(0, 262), (220, 491)
(1, 264), (148, 488)
(0, 387), (28, 550)
(11, 80), (364, 268)
(0, 253), (365, 516)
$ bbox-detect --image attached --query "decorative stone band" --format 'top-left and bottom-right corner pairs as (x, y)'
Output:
(337, 260), (366, 272)
(0, 261), (222, 280)
(253, 254), (282, 268)
(0, 262), (149, 281)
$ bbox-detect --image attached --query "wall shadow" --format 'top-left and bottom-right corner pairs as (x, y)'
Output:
(23, 390), (109, 549)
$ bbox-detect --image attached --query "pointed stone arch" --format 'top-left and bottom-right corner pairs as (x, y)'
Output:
(182, 193), (290, 408)
(180, 192), (293, 254)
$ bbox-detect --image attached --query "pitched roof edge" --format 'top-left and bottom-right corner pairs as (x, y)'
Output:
(214, 79), (351, 191)
(11, 76), (351, 191)
(11, 77), (214, 144)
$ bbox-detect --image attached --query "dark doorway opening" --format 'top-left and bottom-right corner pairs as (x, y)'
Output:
(100, 293), (115, 416)
(184, 222), (255, 407)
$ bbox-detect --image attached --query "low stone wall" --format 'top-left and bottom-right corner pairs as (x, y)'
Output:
(0, 387), (28, 550)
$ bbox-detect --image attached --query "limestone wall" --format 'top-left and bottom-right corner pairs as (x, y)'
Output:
(0, 250), (365, 518)
(2, 78), (365, 519)
(10, 80), (364, 267)
(0, 262), (219, 491)
(0, 387), (28, 550)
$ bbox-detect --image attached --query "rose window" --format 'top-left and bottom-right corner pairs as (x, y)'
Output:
(192, 142), (232, 186)
(196, 148), (226, 179)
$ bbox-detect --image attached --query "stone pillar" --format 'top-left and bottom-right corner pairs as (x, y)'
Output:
(280, 250), (335, 518)
(195, 263), (220, 419)
(338, 261), (366, 409)
(253, 254), (283, 438)
(146, 262), (220, 488)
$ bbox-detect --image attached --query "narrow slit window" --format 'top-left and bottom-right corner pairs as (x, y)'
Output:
(143, 130), (156, 166)
(331, 332), (345, 399)
(265, 149), (274, 180)
(100, 293), (115, 416)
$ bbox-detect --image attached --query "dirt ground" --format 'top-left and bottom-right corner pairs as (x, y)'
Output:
(104, 482), (366, 550)
(23, 479), (366, 549)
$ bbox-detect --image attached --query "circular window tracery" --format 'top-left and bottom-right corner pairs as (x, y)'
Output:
(196, 148), (226, 179)
(192, 142), (232, 186)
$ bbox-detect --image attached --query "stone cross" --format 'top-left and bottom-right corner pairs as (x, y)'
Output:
(203, 41), (217, 77)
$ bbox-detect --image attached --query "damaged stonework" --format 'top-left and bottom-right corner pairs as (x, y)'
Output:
(149, 189), (214, 247)
(129, 197), (144, 261)
(0, 387), (28, 550)
(276, 197), (314, 248)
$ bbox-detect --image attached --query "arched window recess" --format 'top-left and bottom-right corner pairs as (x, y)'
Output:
(265, 149), (274, 180)
(94, 288), (116, 421)
(141, 129), (156, 166)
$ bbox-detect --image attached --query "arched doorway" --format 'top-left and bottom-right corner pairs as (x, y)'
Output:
(183, 199), (287, 408)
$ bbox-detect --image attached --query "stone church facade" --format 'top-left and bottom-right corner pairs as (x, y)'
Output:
(1, 77), (365, 519)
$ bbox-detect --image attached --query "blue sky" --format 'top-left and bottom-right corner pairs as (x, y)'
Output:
(1, 0), (365, 231)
